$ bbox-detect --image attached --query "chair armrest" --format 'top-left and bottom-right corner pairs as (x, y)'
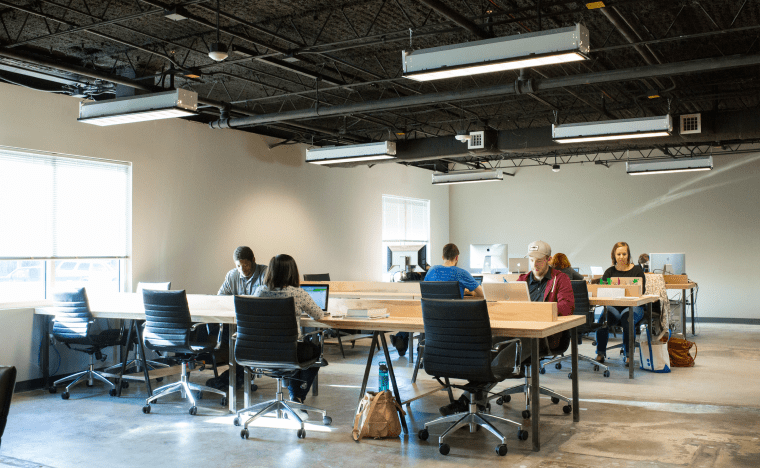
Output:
(492, 338), (523, 374)
(189, 322), (225, 350)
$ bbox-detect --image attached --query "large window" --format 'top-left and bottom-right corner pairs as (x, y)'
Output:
(0, 147), (131, 302)
(382, 195), (430, 279)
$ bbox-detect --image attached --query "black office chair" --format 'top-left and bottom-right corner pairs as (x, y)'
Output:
(140, 289), (227, 415)
(417, 298), (526, 456)
(49, 288), (126, 399)
(491, 330), (573, 419)
(0, 366), (17, 448)
(410, 281), (462, 383)
(303, 273), (330, 281)
(232, 296), (330, 440)
(540, 281), (610, 377)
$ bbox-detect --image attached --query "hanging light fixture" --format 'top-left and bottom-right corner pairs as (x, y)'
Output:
(626, 156), (713, 175)
(552, 115), (673, 143)
(306, 142), (397, 165)
(208, 0), (228, 61)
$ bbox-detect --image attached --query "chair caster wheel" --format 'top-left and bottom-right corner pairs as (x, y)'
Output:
(517, 429), (528, 441)
(563, 405), (572, 414)
(156, 377), (163, 383)
(220, 397), (227, 406)
(297, 428), (306, 439)
(418, 428), (429, 441)
(555, 363), (562, 370)
(61, 392), (70, 400)
(593, 365), (600, 371)
(603, 370), (611, 377)
(439, 443), (450, 455)
(142, 404), (151, 414)
(591, 341), (597, 346)
(109, 389), (117, 397)
(189, 406), (198, 415)
(323, 416), (332, 426)
(48, 386), (57, 394)
(240, 428), (249, 439)
(496, 444), (508, 456)
(551, 397), (560, 404)
(521, 410), (530, 419)
(495, 397), (503, 405)
(251, 384), (258, 391)
(539, 367), (546, 375)
(86, 382), (94, 388)
(568, 372), (573, 379)
(233, 417), (241, 426)
(197, 392), (203, 400)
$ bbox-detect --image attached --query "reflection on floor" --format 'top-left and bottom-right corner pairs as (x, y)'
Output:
(3, 324), (760, 467)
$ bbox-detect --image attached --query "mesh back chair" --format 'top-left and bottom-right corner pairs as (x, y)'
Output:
(410, 282), (463, 383)
(540, 281), (610, 377)
(232, 296), (330, 440)
(303, 273), (330, 281)
(417, 298), (526, 457)
(140, 290), (226, 415)
(50, 288), (126, 399)
(490, 330), (573, 420)
(0, 366), (17, 448)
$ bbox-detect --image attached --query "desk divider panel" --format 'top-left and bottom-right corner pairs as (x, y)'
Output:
(587, 284), (642, 297)
(302, 281), (421, 294)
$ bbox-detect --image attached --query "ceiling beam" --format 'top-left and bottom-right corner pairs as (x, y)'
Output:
(415, 0), (492, 39)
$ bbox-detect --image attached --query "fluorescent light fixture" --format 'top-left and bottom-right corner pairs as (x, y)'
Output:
(306, 141), (396, 165)
(432, 169), (504, 185)
(78, 89), (197, 126)
(626, 156), (713, 175)
(553, 115), (672, 143)
(403, 24), (589, 82)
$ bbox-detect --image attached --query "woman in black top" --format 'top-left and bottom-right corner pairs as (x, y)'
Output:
(595, 241), (646, 366)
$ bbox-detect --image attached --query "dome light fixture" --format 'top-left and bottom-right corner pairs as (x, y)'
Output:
(208, 0), (227, 62)
(552, 164), (561, 172)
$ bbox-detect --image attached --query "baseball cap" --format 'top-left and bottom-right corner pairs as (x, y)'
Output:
(527, 240), (551, 258)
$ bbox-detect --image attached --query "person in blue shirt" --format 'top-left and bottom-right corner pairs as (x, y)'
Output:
(391, 243), (484, 356)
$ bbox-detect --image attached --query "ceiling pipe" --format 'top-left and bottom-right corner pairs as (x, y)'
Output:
(209, 53), (760, 128)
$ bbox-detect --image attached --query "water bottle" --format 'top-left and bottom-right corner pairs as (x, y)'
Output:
(378, 361), (389, 392)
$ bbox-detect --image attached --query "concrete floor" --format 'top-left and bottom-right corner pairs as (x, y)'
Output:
(2, 323), (759, 468)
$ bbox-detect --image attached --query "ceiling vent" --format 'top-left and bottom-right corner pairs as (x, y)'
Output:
(680, 114), (701, 134)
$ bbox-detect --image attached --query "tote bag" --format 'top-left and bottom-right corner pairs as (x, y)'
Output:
(638, 328), (671, 373)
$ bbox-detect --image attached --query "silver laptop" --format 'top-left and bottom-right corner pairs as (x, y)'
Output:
(483, 282), (530, 302)
(508, 258), (529, 273)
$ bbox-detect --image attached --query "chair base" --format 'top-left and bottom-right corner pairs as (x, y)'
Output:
(236, 376), (328, 433)
(541, 353), (610, 373)
(491, 372), (572, 413)
(423, 391), (523, 449)
(54, 356), (116, 395)
(145, 361), (225, 411)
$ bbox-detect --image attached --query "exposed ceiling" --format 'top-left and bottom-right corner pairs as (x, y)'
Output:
(1, 0), (760, 172)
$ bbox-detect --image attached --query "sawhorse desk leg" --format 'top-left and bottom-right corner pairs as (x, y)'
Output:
(358, 331), (408, 435)
(228, 324), (236, 414)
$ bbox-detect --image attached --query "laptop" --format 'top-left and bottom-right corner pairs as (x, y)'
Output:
(483, 282), (531, 302)
(300, 284), (329, 312)
(589, 266), (604, 276)
(472, 275), (483, 285)
(509, 258), (529, 274)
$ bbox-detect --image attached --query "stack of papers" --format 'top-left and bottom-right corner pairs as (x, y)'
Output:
(346, 308), (389, 319)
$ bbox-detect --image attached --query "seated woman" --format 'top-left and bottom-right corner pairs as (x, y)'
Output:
(549, 253), (584, 281)
(254, 254), (325, 412)
(595, 241), (647, 367)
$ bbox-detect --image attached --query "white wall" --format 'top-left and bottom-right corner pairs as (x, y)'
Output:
(449, 154), (760, 320)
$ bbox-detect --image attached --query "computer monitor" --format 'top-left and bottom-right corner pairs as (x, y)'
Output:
(470, 244), (508, 274)
(387, 244), (427, 273)
(508, 258), (528, 274)
(300, 284), (329, 311)
(649, 253), (686, 275)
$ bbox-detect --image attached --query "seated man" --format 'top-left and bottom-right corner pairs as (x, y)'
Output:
(392, 243), (483, 357)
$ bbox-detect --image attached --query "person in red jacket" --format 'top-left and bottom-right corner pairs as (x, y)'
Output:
(518, 240), (575, 317)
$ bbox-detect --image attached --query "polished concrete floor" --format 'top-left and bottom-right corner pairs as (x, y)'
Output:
(2, 323), (760, 467)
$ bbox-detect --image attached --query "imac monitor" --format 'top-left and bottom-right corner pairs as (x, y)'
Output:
(649, 253), (686, 275)
(509, 258), (529, 274)
(387, 244), (428, 273)
(300, 284), (329, 311)
(470, 244), (508, 274)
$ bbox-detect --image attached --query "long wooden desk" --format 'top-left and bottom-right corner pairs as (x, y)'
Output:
(665, 283), (697, 337)
(589, 295), (659, 379)
(36, 293), (584, 452)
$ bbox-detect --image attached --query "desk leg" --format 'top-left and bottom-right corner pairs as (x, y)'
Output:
(690, 288), (695, 335)
(681, 291), (687, 337)
(379, 333), (408, 435)
(116, 321), (135, 397)
(135, 322), (152, 396)
(531, 338), (540, 452)
(358, 333), (379, 402)
(42, 316), (50, 392)
(629, 308), (635, 380)
(571, 327), (579, 422)
(229, 324), (236, 413)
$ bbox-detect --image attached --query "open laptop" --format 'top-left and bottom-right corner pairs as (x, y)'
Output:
(508, 258), (529, 274)
(589, 266), (604, 276)
(300, 284), (329, 312)
(483, 282), (530, 302)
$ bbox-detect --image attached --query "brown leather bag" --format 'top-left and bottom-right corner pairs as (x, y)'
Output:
(667, 337), (697, 367)
(352, 391), (405, 441)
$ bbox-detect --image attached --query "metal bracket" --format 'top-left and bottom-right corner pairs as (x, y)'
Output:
(515, 77), (535, 95)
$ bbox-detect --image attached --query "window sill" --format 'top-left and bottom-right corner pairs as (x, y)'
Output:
(0, 300), (52, 311)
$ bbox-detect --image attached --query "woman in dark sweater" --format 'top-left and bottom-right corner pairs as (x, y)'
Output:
(549, 253), (584, 281)
(595, 241), (646, 367)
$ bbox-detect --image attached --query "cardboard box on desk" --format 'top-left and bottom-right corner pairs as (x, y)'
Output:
(588, 284), (642, 297)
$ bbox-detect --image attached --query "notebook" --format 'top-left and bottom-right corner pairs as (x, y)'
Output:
(300, 284), (329, 311)
(483, 282), (530, 302)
